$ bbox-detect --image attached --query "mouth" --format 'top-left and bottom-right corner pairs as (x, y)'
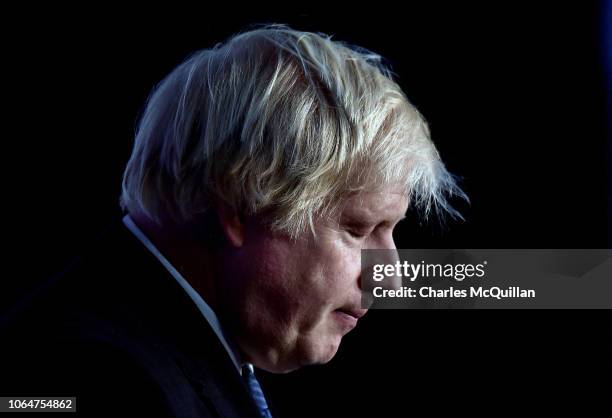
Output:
(335, 307), (367, 320)
(333, 307), (368, 331)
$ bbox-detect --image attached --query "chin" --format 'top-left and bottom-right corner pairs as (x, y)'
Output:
(299, 333), (342, 366)
(257, 334), (342, 374)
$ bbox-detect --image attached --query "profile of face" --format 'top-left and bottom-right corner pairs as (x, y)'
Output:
(216, 187), (408, 373)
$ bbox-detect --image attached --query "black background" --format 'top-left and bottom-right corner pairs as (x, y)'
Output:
(3, 3), (611, 417)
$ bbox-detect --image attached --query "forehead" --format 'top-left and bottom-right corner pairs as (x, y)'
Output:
(340, 187), (409, 221)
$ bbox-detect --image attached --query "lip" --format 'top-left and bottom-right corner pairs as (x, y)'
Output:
(333, 307), (367, 330)
(336, 307), (367, 320)
(333, 310), (358, 330)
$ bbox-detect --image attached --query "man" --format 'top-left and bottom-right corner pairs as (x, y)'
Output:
(1, 25), (464, 417)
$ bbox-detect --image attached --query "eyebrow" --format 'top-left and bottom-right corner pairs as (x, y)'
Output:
(343, 213), (407, 225)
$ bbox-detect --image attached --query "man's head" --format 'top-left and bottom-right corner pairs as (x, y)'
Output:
(120, 25), (465, 373)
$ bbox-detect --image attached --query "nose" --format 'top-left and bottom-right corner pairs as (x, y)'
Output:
(369, 229), (400, 264)
(358, 230), (401, 304)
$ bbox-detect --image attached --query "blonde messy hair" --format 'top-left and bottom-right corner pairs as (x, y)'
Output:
(120, 24), (467, 240)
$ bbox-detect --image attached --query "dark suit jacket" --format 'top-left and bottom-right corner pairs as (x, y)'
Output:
(1, 218), (266, 418)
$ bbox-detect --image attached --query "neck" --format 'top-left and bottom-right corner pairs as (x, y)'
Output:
(129, 210), (219, 311)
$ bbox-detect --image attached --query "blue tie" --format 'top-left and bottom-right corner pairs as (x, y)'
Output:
(242, 365), (273, 418)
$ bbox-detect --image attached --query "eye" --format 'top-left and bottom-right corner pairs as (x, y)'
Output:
(344, 223), (374, 240)
(347, 228), (369, 239)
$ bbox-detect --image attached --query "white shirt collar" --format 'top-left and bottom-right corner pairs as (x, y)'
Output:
(122, 214), (244, 374)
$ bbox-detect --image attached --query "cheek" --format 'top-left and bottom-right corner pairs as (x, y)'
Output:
(224, 232), (362, 337)
(247, 240), (356, 328)
(235, 236), (319, 327)
(307, 240), (362, 306)
(245, 239), (300, 307)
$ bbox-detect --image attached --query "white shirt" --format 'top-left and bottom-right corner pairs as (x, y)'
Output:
(122, 215), (248, 375)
